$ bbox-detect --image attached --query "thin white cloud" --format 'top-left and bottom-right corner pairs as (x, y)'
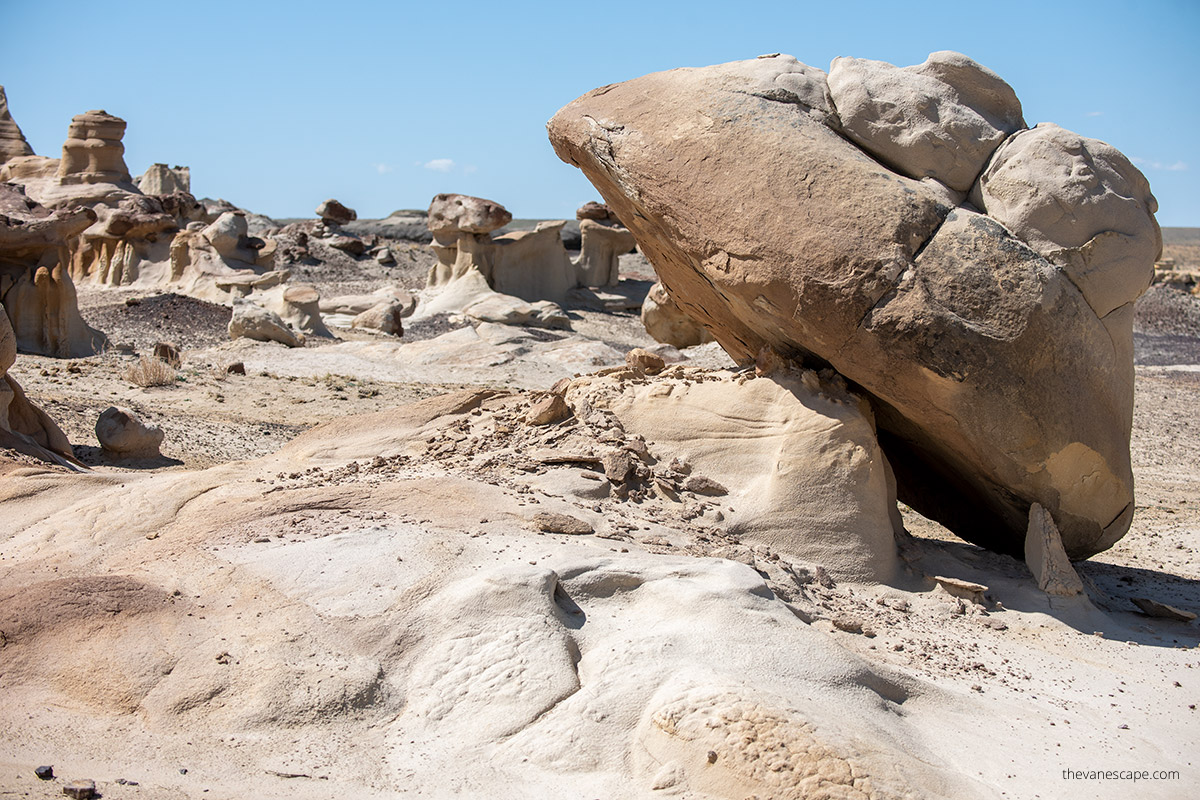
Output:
(1132, 157), (1189, 172)
(1086, 111), (1103, 117)
(374, 163), (394, 174)
(423, 158), (456, 173)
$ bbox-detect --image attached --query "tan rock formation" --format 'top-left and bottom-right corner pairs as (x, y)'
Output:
(970, 123), (1161, 319)
(1024, 503), (1083, 596)
(423, 195), (574, 323)
(549, 52), (1157, 558)
(350, 299), (406, 336)
(565, 366), (903, 582)
(0, 185), (107, 357)
(827, 51), (1025, 193)
(576, 218), (635, 287)
(0, 85), (34, 166)
(96, 406), (164, 458)
(641, 281), (713, 349)
(271, 284), (333, 338)
(0, 306), (76, 465)
(228, 300), (302, 347)
(58, 110), (131, 185)
(135, 163), (191, 195)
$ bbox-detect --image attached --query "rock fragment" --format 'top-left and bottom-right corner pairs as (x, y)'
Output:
(228, 301), (302, 347)
(933, 576), (988, 604)
(525, 394), (571, 426)
(529, 512), (594, 535)
(96, 406), (164, 458)
(625, 347), (665, 375)
(34, 765), (53, 780)
(1024, 503), (1083, 596)
(62, 779), (96, 799)
(1131, 598), (1196, 622)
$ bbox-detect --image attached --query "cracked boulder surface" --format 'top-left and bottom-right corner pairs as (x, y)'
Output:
(548, 52), (1160, 558)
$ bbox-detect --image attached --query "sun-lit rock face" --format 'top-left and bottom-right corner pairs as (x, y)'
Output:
(549, 51), (1160, 558)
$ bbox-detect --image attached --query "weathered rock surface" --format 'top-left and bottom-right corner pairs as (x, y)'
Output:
(566, 366), (903, 582)
(0, 85), (34, 166)
(828, 51), (1025, 192)
(971, 123), (1161, 318)
(549, 52), (1155, 558)
(228, 301), (302, 347)
(96, 406), (165, 458)
(0, 306), (76, 465)
(59, 109), (131, 185)
(135, 163), (190, 195)
(576, 218), (635, 287)
(0, 185), (107, 357)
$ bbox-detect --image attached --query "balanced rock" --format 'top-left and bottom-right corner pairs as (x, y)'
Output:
(277, 284), (333, 338)
(427, 193), (511, 244)
(576, 201), (616, 222)
(549, 52), (1157, 558)
(421, 195), (576, 321)
(96, 406), (164, 458)
(316, 198), (357, 226)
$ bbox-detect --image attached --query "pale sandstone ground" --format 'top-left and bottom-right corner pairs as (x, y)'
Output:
(0, 236), (1197, 799)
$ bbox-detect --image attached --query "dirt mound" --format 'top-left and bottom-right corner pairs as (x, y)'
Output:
(83, 293), (232, 351)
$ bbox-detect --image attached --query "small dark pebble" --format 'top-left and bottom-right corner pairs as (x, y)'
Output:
(180, 767), (189, 774)
(35, 765), (54, 780)
(226, 362), (246, 375)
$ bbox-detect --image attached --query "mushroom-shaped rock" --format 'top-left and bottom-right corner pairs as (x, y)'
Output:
(970, 123), (1161, 318)
(228, 301), (302, 347)
(427, 193), (512, 243)
(278, 285), (333, 338)
(641, 281), (713, 349)
(549, 52), (1154, 558)
(316, 198), (357, 226)
(96, 406), (164, 458)
(827, 51), (1025, 193)
(576, 219), (636, 287)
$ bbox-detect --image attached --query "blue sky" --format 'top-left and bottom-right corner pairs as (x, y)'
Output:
(3, 0), (1197, 225)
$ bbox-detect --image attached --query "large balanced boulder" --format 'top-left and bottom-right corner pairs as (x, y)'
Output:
(549, 52), (1159, 558)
